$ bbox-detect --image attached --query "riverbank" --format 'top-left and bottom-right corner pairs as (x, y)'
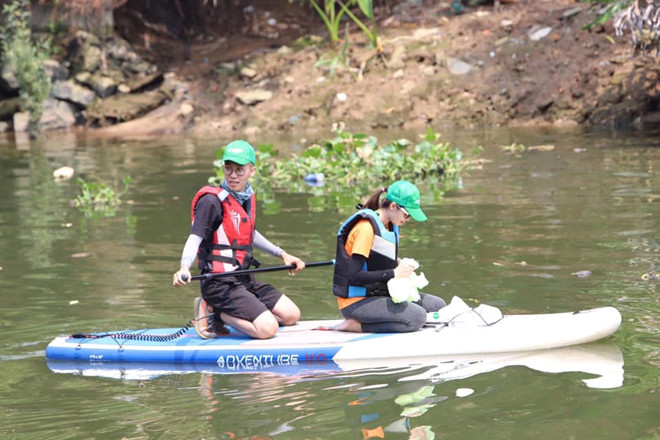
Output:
(6, 0), (659, 141)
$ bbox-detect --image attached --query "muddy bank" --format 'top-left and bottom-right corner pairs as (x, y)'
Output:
(3, 0), (659, 140)
(145, 0), (660, 139)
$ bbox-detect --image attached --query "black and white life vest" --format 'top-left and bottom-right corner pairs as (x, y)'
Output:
(333, 209), (399, 298)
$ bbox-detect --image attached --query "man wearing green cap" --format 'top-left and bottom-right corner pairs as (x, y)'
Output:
(173, 140), (305, 339)
(331, 180), (445, 333)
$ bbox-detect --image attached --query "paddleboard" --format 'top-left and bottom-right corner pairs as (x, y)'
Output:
(45, 342), (624, 389)
(46, 304), (621, 370)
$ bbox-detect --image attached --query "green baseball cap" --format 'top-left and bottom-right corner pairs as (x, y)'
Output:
(385, 180), (427, 222)
(222, 140), (255, 165)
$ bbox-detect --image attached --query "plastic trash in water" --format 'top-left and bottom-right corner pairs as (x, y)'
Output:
(53, 166), (75, 181)
(456, 388), (474, 397)
(304, 173), (324, 186)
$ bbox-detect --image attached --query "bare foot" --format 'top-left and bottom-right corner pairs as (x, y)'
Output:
(333, 319), (362, 332)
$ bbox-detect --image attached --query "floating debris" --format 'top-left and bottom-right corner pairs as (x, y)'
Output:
(572, 270), (592, 278)
(53, 166), (75, 181)
(641, 272), (660, 281)
(527, 144), (555, 152)
(304, 173), (325, 186)
(456, 388), (474, 397)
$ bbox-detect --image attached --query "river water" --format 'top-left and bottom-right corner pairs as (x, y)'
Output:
(0, 127), (658, 439)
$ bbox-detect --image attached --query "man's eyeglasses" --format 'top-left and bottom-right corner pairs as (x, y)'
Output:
(397, 205), (411, 219)
(223, 165), (247, 176)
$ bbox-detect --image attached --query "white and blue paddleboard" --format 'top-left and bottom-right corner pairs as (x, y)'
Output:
(46, 342), (625, 389)
(46, 302), (622, 376)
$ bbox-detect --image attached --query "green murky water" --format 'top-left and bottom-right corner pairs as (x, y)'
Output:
(0, 127), (658, 439)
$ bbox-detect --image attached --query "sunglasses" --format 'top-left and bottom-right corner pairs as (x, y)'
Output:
(397, 205), (411, 219)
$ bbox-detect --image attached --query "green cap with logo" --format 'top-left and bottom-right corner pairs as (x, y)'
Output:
(385, 180), (427, 222)
(222, 140), (255, 165)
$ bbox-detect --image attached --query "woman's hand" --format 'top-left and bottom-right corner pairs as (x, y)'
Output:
(394, 260), (415, 278)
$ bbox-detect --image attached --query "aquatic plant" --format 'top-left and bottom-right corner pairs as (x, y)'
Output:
(270, 127), (466, 186)
(210, 127), (479, 213)
(73, 177), (132, 217)
(0, 0), (52, 134)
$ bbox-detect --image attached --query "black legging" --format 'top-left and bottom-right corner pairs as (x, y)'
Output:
(340, 293), (446, 333)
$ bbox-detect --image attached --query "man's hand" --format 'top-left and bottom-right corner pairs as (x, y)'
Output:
(173, 265), (191, 286)
(281, 251), (305, 275)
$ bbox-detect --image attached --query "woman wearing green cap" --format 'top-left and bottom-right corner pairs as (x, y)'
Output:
(173, 140), (306, 339)
(332, 180), (446, 333)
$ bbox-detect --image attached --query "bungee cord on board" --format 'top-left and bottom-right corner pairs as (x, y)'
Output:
(69, 319), (196, 344)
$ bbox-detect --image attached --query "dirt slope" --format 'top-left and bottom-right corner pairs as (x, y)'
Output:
(100, 0), (660, 139)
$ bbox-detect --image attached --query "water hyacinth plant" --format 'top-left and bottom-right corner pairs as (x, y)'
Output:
(270, 127), (466, 186)
(73, 177), (132, 217)
(211, 128), (480, 212)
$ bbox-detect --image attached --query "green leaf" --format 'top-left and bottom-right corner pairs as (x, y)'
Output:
(332, 143), (346, 154)
(257, 143), (275, 154)
(302, 145), (323, 158)
(357, 0), (373, 19)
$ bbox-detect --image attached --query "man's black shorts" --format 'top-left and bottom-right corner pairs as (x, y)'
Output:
(200, 275), (283, 322)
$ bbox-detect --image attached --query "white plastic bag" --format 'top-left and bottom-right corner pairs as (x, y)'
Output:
(387, 271), (429, 303)
(387, 277), (417, 303)
(427, 296), (471, 322)
(400, 257), (420, 271)
(426, 296), (503, 326)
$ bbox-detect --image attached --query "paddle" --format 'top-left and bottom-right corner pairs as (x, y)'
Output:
(182, 259), (335, 281)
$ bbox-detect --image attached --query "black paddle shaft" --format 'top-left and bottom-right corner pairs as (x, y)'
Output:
(182, 259), (335, 282)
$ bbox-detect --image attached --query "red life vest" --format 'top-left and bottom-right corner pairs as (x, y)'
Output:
(190, 186), (256, 273)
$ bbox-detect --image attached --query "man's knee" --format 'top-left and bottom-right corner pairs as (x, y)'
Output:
(253, 312), (280, 339)
(273, 296), (301, 326)
(279, 306), (300, 326)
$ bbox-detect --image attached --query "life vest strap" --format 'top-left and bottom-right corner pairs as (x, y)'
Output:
(211, 243), (253, 251)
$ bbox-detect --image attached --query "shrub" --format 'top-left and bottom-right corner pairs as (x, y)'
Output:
(1, 0), (52, 133)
